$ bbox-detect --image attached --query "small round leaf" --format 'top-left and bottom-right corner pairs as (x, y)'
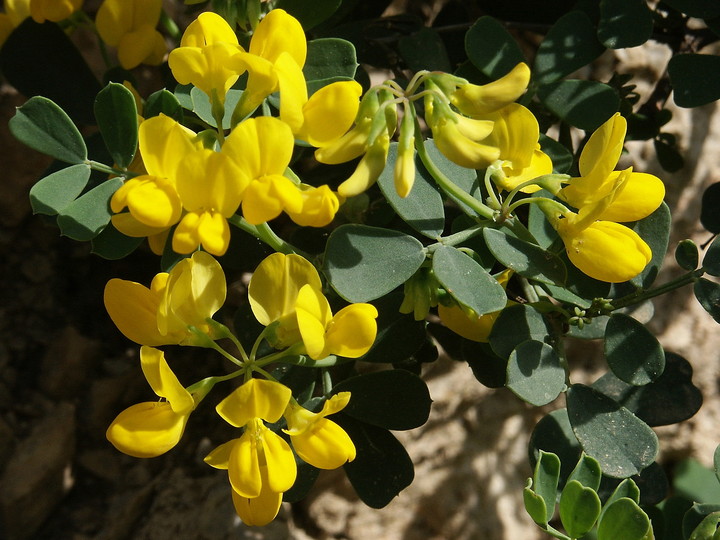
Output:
(676, 239), (700, 270)
(597, 498), (653, 540)
(506, 340), (565, 406)
(560, 480), (602, 538)
(605, 313), (665, 386)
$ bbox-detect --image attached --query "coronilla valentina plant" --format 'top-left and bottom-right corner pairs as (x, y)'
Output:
(8, 0), (720, 536)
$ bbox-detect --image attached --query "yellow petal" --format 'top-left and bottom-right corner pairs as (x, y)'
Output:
(274, 52), (308, 133)
(111, 212), (167, 238)
(559, 220), (652, 283)
(113, 176), (182, 229)
(117, 25), (164, 69)
(484, 103), (539, 170)
(241, 175), (303, 225)
(250, 9), (306, 66)
(197, 211), (231, 256)
(106, 401), (189, 458)
(180, 11), (239, 47)
(223, 116), (294, 178)
(494, 147), (553, 193)
(451, 63), (531, 117)
(168, 42), (244, 101)
(229, 427), (262, 498)
(231, 53), (277, 119)
(598, 171), (665, 223)
(337, 133), (390, 197)
(438, 302), (499, 343)
(323, 303), (378, 358)
(5, 0), (31, 27)
(104, 278), (176, 346)
(431, 120), (500, 169)
(96, 0), (134, 46)
(248, 252), (322, 326)
(579, 112), (626, 179)
(203, 438), (238, 470)
(139, 114), (198, 179)
(285, 185), (340, 227)
(216, 379), (292, 427)
(261, 429), (297, 493)
(298, 81), (363, 147)
(231, 476), (283, 526)
(314, 117), (372, 164)
(139, 346), (194, 414)
(295, 285), (333, 359)
(290, 417), (356, 469)
(172, 212), (202, 254)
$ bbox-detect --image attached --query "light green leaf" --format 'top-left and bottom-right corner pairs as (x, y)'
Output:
(568, 453), (602, 491)
(559, 480), (601, 538)
(56, 178), (123, 241)
(29, 164), (91, 215)
(324, 224), (426, 302)
(605, 313), (665, 386)
(567, 384), (658, 478)
(506, 340), (565, 406)
(532, 451), (561, 524)
(93, 82), (138, 168)
(689, 512), (720, 540)
(599, 479), (641, 523)
(523, 480), (549, 527)
(432, 245), (507, 315)
(597, 498), (653, 540)
(10, 96), (87, 164)
(489, 304), (550, 359)
(191, 87), (243, 129)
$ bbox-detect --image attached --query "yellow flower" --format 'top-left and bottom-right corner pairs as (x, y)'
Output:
(295, 284), (378, 359)
(104, 251), (227, 346)
(168, 11), (246, 103)
(29, 0), (81, 23)
(0, 0), (29, 47)
(205, 379), (296, 526)
(96, 0), (166, 69)
(232, 8), (307, 121)
(558, 113), (665, 222)
(285, 184), (341, 227)
(283, 393), (356, 469)
(248, 252), (322, 348)
(222, 116), (304, 225)
(111, 115), (200, 242)
(171, 148), (248, 256)
(450, 63), (531, 117)
(483, 104), (553, 193)
(106, 346), (196, 458)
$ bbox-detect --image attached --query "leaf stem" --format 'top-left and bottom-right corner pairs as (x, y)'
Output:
(610, 269), (704, 311)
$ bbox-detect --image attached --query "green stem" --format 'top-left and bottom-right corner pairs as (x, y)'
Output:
(227, 215), (308, 257)
(86, 160), (137, 178)
(189, 326), (244, 366)
(425, 223), (490, 253)
(610, 269), (704, 311)
(253, 342), (307, 369)
(414, 136), (496, 220)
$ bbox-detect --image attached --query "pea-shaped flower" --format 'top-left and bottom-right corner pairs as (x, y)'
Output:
(96, 0), (166, 69)
(106, 346), (196, 458)
(29, 0), (81, 23)
(205, 379), (296, 526)
(105, 251), (227, 346)
(283, 392), (356, 469)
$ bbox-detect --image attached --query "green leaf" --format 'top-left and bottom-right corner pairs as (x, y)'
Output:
(333, 370), (432, 431)
(274, 0), (341, 29)
(538, 79), (620, 131)
(669, 54), (720, 108)
(490, 304), (550, 359)
(568, 454), (602, 491)
(304, 38), (358, 81)
(714, 444), (720, 486)
(461, 340), (507, 388)
(675, 239), (699, 271)
(532, 451), (561, 524)
(377, 142), (445, 238)
(559, 480), (602, 538)
(56, 178), (123, 241)
(597, 498), (653, 540)
(483, 228), (567, 285)
(29, 164), (91, 215)
(604, 313), (665, 386)
(534, 11), (606, 85)
(523, 480), (549, 527)
(567, 384), (658, 478)
(90, 222), (143, 260)
(702, 183), (720, 233)
(592, 351), (702, 427)
(94, 83), (138, 168)
(190, 87), (243, 130)
(506, 340), (565, 406)
(465, 16), (525, 79)
(689, 512), (720, 540)
(10, 96), (87, 164)
(600, 479), (641, 524)
(683, 505), (720, 539)
(654, 136), (685, 172)
(432, 245), (507, 316)
(399, 28), (451, 73)
(694, 278), (720, 323)
(675, 458), (720, 504)
(630, 202), (671, 289)
(598, 0), (653, 49)
(144, 89), (184, 121)
(337, 416), (414, 508)
(323, 224), (426, 302)
(703, 236), (720, 276)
